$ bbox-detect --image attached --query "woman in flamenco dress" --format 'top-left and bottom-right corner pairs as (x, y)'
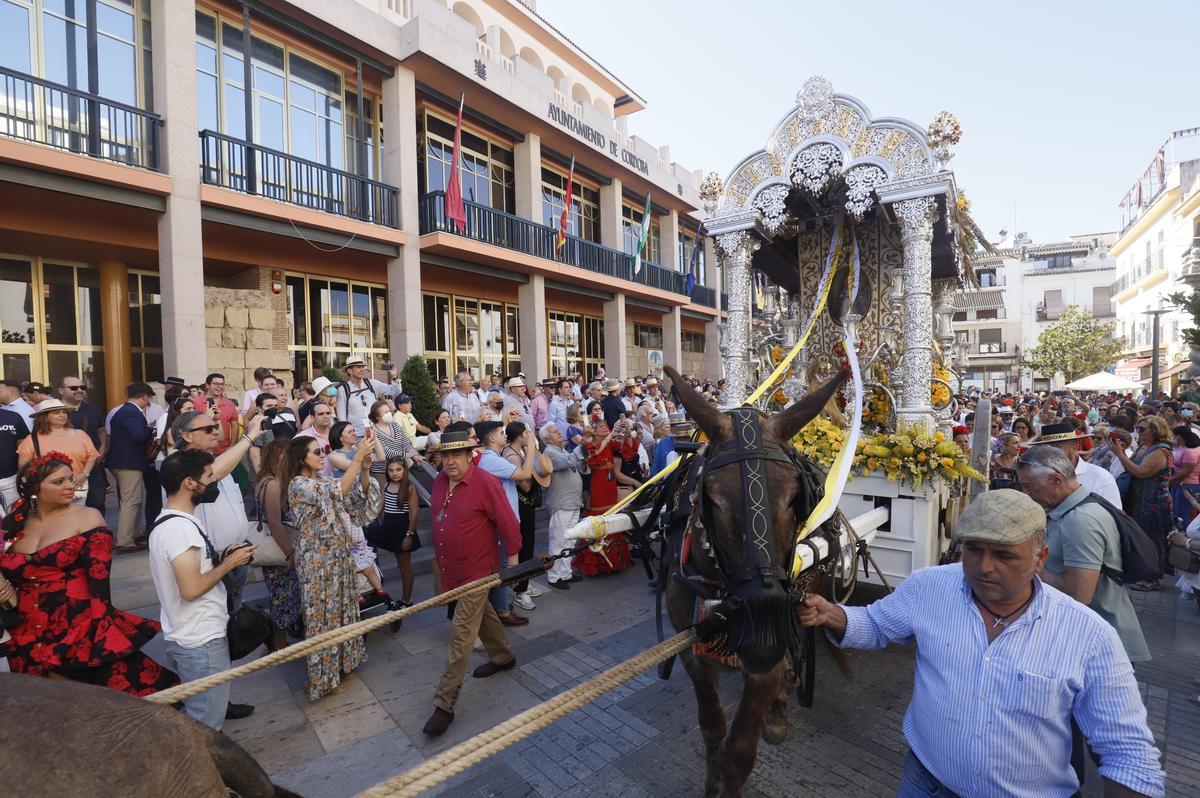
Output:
(0, 452), (177, 695)
(574, 402), (635, 576)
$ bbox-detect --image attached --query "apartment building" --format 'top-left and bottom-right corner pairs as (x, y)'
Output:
(0, 0), (721, 410)
(952, 231), (1117, 392)
(1110, 128), (1200, 391)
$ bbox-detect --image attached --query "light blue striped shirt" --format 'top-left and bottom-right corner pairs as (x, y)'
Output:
(838, 564), (1164, 797)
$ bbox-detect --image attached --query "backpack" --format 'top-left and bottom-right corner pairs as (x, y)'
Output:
(1067, 493), (1161, 585)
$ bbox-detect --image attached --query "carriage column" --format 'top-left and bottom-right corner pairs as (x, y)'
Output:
(893, 196), (939, 432)
(714, 229), (760, 407)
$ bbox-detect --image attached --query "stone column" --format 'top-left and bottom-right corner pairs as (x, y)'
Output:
(99, 260), (133, 410)
(383, 65), (424, 363)
(599, 177), (623, 251)
(893, 197), (939, 431)
(518, 275), (548, 380)
(513, 132), (541, 221)
(662, 305), (683, 374)
(151, 0), (206, 382)
(603, 294), (628, 377)
(715, 230), (759, 407)
(661, 209), (680, 271)
(703, 320), (723, 381)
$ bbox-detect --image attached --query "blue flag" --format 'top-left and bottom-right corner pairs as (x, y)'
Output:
(685, 227), (703, 298)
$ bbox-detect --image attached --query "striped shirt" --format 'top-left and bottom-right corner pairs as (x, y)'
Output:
(837, 564), (1164, 797)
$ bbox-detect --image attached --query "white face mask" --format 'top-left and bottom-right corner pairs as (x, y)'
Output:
(381, 412), (394, 424)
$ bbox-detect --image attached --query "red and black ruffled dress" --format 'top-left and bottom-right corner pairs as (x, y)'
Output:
(0, 527), (177, 696)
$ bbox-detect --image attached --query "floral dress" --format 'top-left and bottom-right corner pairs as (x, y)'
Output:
(288, 474), (382, 700)
(0, 527), (177, 696)
(254, 478), (302, 634)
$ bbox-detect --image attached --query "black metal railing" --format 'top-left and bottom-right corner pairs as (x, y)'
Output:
(419, 191), (691, 296)
(691, 285), (717, 307)
(0, 66), (160, 170)
(199, 130), (399, 228)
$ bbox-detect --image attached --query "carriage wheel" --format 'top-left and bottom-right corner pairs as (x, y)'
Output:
(795, 625), (816, 708)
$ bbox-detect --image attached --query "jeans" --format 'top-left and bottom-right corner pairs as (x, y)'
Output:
(163, 636), (231, 730)
(489, 539), (512, 614)
(896, 753), (961, 798)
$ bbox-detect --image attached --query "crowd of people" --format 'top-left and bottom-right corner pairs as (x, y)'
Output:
(0, 363), (703, 737)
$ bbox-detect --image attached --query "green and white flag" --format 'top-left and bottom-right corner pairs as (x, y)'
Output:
(633, 193), (652, 275)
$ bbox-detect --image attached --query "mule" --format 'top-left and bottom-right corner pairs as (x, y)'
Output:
(0, 673), (301, 797)
(661, 364), (849, 798)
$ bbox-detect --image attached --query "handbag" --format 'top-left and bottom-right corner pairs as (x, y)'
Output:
(1168, 543), (1200, 574)
(245, 482), (290, 567)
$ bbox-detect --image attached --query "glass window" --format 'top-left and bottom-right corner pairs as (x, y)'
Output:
(0, 259), (34, 345)
(679, 229), (705, 279)
(541, 167), (600, 243)
(422, 292), (519, 381)
(682, 331), (706, 353)
(633, 323), (663, 350)
(623, 204), (660, 263)
(127, 270), (160, 385)
(0, 0), (33, 73)
(418, 109), (515, 213)
(287, 273), (387, 381)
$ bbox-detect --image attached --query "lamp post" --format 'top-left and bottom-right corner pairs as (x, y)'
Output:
(1144, 308), (1169, 399)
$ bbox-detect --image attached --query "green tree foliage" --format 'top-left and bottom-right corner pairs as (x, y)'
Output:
(1022, 305), (1126, 383)
(1167, 288), (1200, 348)
(401, 355), (440, 427)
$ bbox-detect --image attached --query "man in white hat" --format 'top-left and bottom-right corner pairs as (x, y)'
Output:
(336, 356), (401, 437)
(643, 377), (667, 419)
(502, 376), (534, 429)
(1027, 421), (1122, 506)
(601, 379), (625, 429)
(799, 490), (1164, 798)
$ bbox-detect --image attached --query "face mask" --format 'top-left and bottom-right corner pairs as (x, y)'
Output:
(1183, 409), (1195, 418)
(193, 479), (220, 505)
(325, 387), (337, 397)
(381, 412), (394, 423)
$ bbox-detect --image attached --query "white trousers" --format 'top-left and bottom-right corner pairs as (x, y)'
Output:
(547, 508), (579, 583)
(0, 474), (16, 512)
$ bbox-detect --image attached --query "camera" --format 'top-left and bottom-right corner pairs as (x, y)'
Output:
(264, 408), (278, 419)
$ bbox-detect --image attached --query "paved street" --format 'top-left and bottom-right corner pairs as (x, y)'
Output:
(108, 513), (1200, 798)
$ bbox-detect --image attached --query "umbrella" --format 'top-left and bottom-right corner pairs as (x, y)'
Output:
(1064, 371), (1144, 392)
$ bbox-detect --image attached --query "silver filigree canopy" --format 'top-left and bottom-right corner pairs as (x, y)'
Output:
(843, 164), (888, 220)
(790, 143), (843, 195)
(796, 75), (835, 124)
(753, 185), (792, 236)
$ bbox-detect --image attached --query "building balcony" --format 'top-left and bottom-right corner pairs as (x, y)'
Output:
(1112, 252), (1167, 297)
(0, 66), (161, 171)
(418, 191), (702, 301)
(976, 343), (1007, 355)
(199, 130), (399, 228)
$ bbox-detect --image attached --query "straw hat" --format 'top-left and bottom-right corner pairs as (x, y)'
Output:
(605, 379), (622, 393)
(343, 355), (367, 369)
(531, 452), (553, 488)
(505, 376), (526, 389)
(31, 398), (69, 415)
(435, 430), (478, 452)
(1026, 421), (1082, 445)
(311, 376), (333, 395)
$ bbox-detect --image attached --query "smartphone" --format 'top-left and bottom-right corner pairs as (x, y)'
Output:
(264, 408), (278, 419)
(383, 361), (395, 371)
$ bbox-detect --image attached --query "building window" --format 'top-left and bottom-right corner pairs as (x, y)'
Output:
(678, 229), (706, 279)
(1092, 285), (1112, 316)
(975, 309), (999, 320)
(952, 311), (967, 322)
(421, 292), (519, 382)
(1042, 289), (1063, 320)
(196, 10), (373, 175)
(417, 109), (515, 213)
(634, 323), (663, 350)
(547, 310), (604, 379)
(128, 270), (162, 385)
(0, 256), (106, 401)
(540, 167), (600, 242)
(2, 0), (152, 108)
(286, 273), (387, 380)
(622, 204), (660, 264)
(978, 328), (1003, 354)
(345, 90), (382, 181)
(1044, 254), (1073, 269)
(682, 331), (706, 353)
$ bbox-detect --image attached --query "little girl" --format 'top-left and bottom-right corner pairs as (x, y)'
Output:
(365, 457), (420, 607)
(328, 422), (397, 612)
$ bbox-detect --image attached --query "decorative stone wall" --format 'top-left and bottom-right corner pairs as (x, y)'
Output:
(203, 267), (291, 396)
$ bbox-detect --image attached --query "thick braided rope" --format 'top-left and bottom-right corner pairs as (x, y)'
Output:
(144, 574), (501, 704)
(354, 629), (697, 798)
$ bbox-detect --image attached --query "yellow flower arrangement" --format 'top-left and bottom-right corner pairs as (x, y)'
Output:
(865, 362), (892, 427)
(852, 422), (985, 490)
(790, 416), (846, 469)
(931, 363), (952, 407)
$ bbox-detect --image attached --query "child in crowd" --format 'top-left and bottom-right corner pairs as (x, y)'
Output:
(365, 457), (420, 607)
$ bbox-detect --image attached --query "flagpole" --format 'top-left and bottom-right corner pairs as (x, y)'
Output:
(444, 93), (467, 234)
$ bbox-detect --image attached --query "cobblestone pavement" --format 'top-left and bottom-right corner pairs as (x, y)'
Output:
(110, 515), (1199, 798)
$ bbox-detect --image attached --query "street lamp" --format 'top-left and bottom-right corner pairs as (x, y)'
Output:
(1143, 308), (1169, 398)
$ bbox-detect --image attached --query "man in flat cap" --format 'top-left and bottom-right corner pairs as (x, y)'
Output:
(799, 490), (1164, 798)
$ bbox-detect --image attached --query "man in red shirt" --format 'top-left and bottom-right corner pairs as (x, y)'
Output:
(423, 429), (523, 737)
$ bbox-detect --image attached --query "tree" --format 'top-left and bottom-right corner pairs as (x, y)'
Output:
(400, 355), (440, 428)
(1021, 305), (1125, 384)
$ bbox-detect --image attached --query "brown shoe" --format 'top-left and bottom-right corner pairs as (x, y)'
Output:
(499, 612), (529, 627)
(422, 707), (454, 736)
(473, 658), (517, 678)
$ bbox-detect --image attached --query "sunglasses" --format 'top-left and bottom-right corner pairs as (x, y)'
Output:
(189, 424), (218, 434)
(64, 385), (86, 391)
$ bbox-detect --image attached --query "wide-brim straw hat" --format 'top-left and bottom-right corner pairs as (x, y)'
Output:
(1026, 421), (1081, 445)
(605, 379), (622, 393)
(531, 452), (553, 488)
(32, 398), (69, 415)
(506, 377), (526, 389)
(343, 355), (367, 369)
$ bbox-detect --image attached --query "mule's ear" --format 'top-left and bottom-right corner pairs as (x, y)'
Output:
(664, 364), (729, 442)
(766, 367), (849, 442)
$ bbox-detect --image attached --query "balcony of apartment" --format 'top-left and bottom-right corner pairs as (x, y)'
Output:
(0, 66), (161, 172)
(418, 190), (716, 308)
(1182, 238), (1200, 282)
(1111, 251), (1167, 300)
(199, 130), (399, 229)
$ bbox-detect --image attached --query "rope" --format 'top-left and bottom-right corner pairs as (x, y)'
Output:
(145, 574), (501, 704)
(353, 629), (698, 798)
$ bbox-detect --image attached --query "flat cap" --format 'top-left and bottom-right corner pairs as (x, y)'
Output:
(955, 489), (1045, 545)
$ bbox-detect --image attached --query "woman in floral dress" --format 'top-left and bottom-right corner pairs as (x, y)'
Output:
(253, 439), (303, 649)
(286, 431), (382, 700)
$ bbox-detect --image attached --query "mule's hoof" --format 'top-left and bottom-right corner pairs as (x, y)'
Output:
(761, 722), (788, 745)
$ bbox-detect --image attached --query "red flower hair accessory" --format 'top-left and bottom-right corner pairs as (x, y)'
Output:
(28, 451), (74, 471)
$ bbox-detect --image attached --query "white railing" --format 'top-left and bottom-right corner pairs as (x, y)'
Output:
(500, 55), (515, 75)
(475, 38), (492, 60)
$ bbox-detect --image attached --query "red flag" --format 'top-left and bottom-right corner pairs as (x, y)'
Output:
(444, 94), (466, 234)
(556, 154), (575, 256)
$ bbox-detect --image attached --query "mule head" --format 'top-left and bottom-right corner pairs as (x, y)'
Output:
(672, 365), (849, 673)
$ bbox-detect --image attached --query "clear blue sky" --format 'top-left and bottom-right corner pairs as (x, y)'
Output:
(538, 0), (1197, 243)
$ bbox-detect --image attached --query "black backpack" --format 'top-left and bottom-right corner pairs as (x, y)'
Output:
(1067, 493), (1161, 585)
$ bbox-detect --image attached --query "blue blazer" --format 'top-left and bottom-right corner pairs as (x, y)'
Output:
(107, 402), (153, 470)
